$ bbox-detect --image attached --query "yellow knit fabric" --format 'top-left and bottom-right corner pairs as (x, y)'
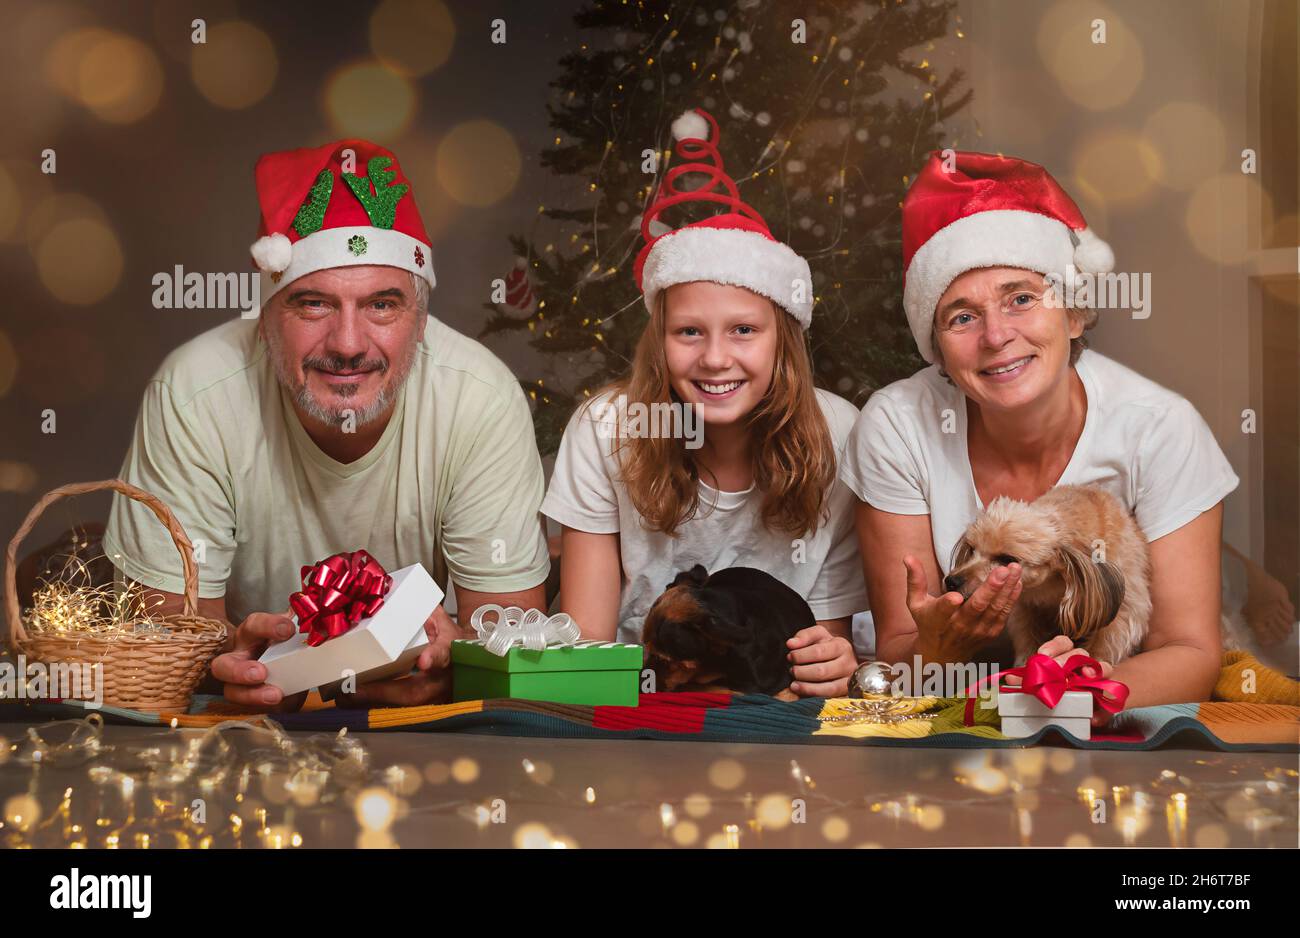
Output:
(1214, 650), (1300, 706)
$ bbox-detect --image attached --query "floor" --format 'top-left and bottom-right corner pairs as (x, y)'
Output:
(1, 721), (1295, 848)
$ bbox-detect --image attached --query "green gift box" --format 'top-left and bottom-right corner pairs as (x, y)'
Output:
(451, 639), (643, 706)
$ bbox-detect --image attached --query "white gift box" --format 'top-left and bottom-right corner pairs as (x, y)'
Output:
(997, 688), (1093, 740)
(259, 562), (442, 696)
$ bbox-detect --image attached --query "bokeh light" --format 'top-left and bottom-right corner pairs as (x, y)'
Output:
(35, 216), (123, 305)
(1072, 129), (1161, 208)
(46, 29), (164, 123)
(755, 793), (793, 830)
(1142, 102), (1227, 192)
(1036, 2), (1144, 112)
(436, 120), (522, 208)
(821, 816), (850, 842)
(370, 0), (455, 77)
(354, 787), (397, 831)
(190, 20), (278, 109)
(324, 62), (416, 141)
(450, 757), (479, 783)
(1184, 172), (1272, 265)
(388, 133), (461, 242)
(1193, 823), (1230, 848)
(707, 758), (745, 790)
(43, 27), (110, 97)
(25, 192), (106, 250)
(0, 163), (55, 247)
(0, 462), (38, 494)
(670, 820), (699, 845)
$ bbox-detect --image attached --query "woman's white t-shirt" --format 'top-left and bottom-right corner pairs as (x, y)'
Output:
(543, 388), (870, 645)
(840, 349), (1240, 576)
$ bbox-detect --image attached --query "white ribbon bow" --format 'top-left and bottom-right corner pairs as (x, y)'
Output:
(469, 605), (581, 657)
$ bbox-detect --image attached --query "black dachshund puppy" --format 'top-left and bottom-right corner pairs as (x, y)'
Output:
(642, 564), (814, 698)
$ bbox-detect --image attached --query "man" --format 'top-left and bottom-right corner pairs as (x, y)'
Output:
(104, 139), (549, 709)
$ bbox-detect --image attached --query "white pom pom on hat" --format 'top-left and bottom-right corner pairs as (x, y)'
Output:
(1072, 226), (1114, 273)
(671, 109), (711, 143)
(250, 232), (292, 274)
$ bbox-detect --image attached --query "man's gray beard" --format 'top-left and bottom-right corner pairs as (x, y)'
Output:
(265, 331), (419, 429)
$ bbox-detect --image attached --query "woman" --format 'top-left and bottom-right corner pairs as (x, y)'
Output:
(843, 152), (1238, 716)
(543, 109), (865, 697)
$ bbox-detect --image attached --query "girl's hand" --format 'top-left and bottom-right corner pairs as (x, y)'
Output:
(1004, 635), (1117, 727)
(904, 555), (1021, 662)
(787, 625), (857, 697)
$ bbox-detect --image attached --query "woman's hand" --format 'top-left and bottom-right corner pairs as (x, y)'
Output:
(904, 555), (1022, 662)
(787, 625), (857, 697)
(1004, 635), (1117, 727)
(210, 610), (308, 712)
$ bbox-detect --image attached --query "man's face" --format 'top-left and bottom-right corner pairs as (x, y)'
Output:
(260, 266), (425, 429)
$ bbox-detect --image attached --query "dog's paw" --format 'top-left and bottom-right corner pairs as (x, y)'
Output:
(774, 687), (800, 702)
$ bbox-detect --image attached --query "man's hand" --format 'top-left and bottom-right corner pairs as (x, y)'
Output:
(905, 555), (1021, 662)
(211, 610), (308, 711)
(787, 625), (857, 697)
(336, 605), (458, 708)
(1004, 635), (1117, 727)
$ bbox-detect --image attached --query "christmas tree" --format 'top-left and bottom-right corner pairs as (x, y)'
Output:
(484, 0), (972, 454)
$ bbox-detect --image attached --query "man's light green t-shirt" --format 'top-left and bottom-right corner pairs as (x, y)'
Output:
(103, 315), (550, 624)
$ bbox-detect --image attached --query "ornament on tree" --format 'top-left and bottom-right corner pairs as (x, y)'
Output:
(498, 257), (536, 313)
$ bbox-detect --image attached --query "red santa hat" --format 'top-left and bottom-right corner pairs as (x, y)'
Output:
(902, 151), (1114, 362)
(634, 109), (813, 329)
(249, 139), (434, 303)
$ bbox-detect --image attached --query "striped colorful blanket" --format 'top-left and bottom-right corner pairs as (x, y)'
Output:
(7, 692), (1297, 751)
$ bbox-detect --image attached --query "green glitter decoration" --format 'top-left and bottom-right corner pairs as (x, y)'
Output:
(292, 170), (334, 237)
(343, 156), (409, 229)
(348, 234), (368, 256)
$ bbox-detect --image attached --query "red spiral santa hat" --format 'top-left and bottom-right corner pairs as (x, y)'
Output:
(902, 150), (1114, 362)
(249, 139), (435, 304)
(634, 109), (813, 329)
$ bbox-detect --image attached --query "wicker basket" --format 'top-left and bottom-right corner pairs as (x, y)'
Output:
(4, 479), (228, 713)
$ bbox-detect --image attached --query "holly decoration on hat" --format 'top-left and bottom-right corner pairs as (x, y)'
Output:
(343, 156), (409, 229)
(293, 170), (334, 237)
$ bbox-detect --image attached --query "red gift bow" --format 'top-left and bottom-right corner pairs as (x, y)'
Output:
(288, 550), (392, 647)
(962, 652), (1129, 726)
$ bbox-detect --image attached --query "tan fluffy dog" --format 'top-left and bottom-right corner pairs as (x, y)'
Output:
(946, 485), (1152, 666)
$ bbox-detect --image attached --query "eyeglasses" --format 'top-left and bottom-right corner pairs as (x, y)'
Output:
(935, 290), (1054, 336)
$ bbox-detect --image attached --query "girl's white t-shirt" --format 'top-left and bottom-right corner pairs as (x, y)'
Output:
(542, 388), (870, 645)
(840, 349), (1240, 576)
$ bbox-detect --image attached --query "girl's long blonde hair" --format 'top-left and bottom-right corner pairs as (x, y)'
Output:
(592, 289), (837, 538)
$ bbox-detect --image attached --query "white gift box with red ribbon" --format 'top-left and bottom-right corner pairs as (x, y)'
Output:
(259, 562), (441, 696)
(997, 688), (1093, 740)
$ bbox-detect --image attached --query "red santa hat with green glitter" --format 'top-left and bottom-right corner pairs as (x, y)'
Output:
(635, 108), (814, 329)
(902, 150), (1114, 362)
(249, 139), (435, 303)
